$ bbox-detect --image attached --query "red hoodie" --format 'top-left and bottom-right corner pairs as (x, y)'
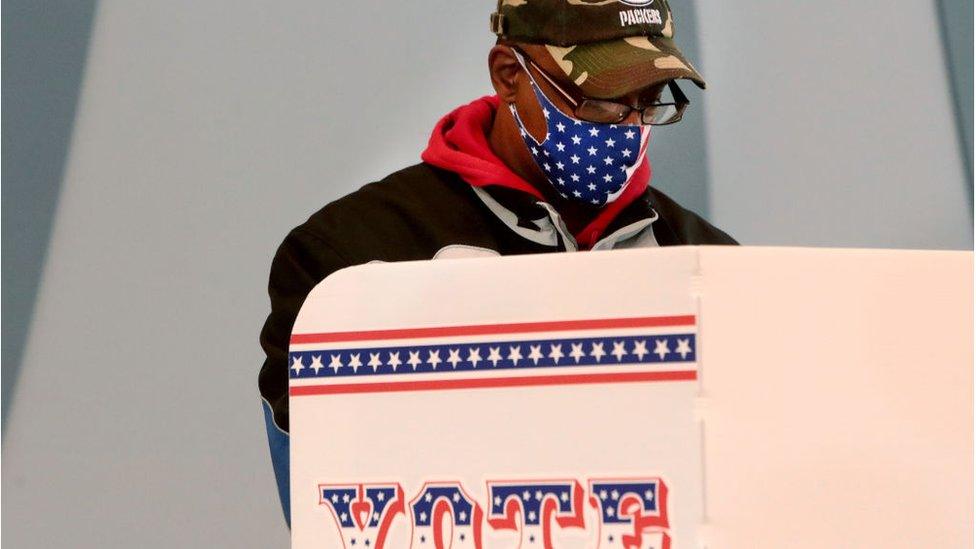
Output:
(421, 95), (652, 250)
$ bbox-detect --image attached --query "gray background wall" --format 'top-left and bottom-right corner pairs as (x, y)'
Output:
(2, 1), (971, 548)
(699, 0), (973, 249)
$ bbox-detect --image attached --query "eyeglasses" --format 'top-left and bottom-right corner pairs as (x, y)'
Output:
(512, 47), (690, 126)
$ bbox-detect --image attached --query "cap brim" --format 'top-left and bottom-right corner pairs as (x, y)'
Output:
(541, 36), (706, 99)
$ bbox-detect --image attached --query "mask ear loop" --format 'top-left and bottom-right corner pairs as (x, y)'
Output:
(507, 49), (551, 147)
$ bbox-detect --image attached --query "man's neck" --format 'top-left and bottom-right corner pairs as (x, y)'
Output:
(487, 104), (602, 235)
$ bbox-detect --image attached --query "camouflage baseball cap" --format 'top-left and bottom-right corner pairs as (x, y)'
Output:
(490, 0), (705, 99)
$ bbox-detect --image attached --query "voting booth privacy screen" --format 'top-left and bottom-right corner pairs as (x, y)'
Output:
(286, 247), (972, 548)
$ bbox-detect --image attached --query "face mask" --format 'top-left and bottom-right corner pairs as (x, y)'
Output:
(509, 57), (651, 207)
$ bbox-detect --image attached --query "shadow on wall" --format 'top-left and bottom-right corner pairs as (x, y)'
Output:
(936, 0), (974, 206)
(1, 0), (98, 428)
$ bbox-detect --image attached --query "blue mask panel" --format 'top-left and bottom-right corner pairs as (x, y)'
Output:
(509, 56), (651, 206)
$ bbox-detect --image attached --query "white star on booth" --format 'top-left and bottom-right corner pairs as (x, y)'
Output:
(611, 341), (627, 361)
(570, 343), (585, 363)
(590, 342), (606, 362)
(508, 345), (523, 366)
(348, 353), (363, 372)
(310, 355), (324, 374)
(676, 338), (692, 358)
(488, 347), (502, 366)
(467, 347), (482, 368)
(447, 348), (462, 368)
(548, 344), (564, 364)
(329, 354), (343, 373)
(290, 356), (304, 374)
(528, 345), (544, 365)
(654, 339), (670, 360)
(632, 340), (648, 361)
(387, 351), (402, 370)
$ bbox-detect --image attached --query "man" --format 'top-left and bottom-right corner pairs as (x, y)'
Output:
(259, 0), (736, 524)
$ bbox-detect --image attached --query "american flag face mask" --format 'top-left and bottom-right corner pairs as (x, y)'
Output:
(508, 54), (652, 207)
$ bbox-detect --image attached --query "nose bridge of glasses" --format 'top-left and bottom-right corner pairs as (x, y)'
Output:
(620, 110), (644, 126)
(618, 88), (650, 110)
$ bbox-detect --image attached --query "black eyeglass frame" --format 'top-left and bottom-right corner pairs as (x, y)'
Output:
(511, 47), (690, 126)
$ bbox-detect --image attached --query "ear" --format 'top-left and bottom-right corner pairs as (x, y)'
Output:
(488, 45), (521, 103)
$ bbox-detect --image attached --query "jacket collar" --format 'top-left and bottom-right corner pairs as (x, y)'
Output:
(474, 184), (662, 251)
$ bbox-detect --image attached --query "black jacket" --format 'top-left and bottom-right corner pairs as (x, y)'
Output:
(258, 162), (736, 523)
